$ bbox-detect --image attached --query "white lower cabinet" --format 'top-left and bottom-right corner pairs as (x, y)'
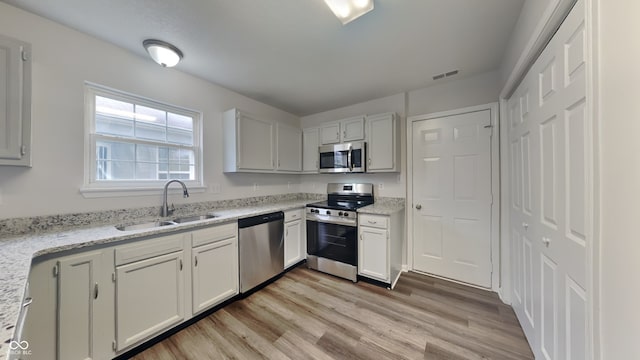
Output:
(358, 226), (389, 281)
(284, 209), (305, 269)
(21, 250), (115, 360)
(358, 212), (404, 288)
(115, 234), (186, 351)
(191, 224), (239, 315)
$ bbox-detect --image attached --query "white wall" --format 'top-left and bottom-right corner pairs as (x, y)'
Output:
(499, 0), (556, 85)
(408, 71), (501, 117)
(598, 0), (640, 358)
(0, 3), (301, 218)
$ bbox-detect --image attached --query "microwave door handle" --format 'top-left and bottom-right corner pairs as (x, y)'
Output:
(348, 145), (353, 171)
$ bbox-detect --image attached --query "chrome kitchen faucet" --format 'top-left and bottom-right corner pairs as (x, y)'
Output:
(160, 180), (189, 217)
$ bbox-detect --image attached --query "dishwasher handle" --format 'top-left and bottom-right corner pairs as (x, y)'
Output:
(238, 211), (284, 228)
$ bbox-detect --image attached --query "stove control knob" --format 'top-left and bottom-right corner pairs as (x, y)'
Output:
(310, 209), (317, 213)
(343, 213), (349, 217)
(326, 211), (331, 215)
(338, 212), (343, 216)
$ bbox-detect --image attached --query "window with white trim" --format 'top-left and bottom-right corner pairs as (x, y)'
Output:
(84, 84), (202, 193)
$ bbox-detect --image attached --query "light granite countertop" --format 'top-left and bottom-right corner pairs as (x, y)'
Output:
(0, 199), (311, 359)
(0, 195), (405, 359)
(358, 198), (405, 215)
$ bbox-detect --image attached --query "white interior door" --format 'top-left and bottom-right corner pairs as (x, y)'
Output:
(412, 109), (493, 288)
(507, 1), (590, 359)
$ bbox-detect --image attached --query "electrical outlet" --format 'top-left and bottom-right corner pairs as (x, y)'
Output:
(253, 183), (259, 191)
(397, 174), (401, 183)
(0, 187), (3, 205)
(287, 182), (291, 189)
(378, 183), (384, 191)
(210, 183), (221, 194)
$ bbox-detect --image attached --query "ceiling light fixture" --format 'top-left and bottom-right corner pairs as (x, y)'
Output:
(143, 39), (183, 67)
(324, 0), (374, 25)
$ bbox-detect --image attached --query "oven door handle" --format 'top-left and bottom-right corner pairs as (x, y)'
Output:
(348, 145), (353, 172)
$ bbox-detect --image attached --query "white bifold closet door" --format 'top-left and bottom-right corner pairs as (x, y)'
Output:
(507, 0), (591, 359)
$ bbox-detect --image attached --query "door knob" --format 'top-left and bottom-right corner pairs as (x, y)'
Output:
(415, 204), (422, 210)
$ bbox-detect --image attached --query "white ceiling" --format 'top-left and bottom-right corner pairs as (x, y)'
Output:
(2, 0), (525, 116)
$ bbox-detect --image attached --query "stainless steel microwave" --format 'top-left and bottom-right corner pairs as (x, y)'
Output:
(318, 142), (366, 173)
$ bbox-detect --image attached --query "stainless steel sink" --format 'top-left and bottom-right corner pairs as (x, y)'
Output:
(115, 220), (177, 231)
(172, 214), (218, 223)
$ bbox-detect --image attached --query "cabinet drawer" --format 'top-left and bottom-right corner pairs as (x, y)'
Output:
(116, 234), (185, 266)
(191, 222), (237, 248)
(359, 214), (388, 229)
(285, 209), (304, 223)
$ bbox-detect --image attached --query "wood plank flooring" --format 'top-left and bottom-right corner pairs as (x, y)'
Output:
(131, 266), (533, 360)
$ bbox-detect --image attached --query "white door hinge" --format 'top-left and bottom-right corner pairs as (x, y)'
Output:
(112, 272), (116, 282)
(20, 145), (27, 156)
(53, 264), (59, 277)
(21, 50), (29, 61)
(112, 340), (117, 351)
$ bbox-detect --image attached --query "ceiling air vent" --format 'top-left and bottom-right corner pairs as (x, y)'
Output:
(432, 69), (459, 80)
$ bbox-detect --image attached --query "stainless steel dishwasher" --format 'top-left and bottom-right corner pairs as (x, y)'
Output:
(238, 211), (284, 293)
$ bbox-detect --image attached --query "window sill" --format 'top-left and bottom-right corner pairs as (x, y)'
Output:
(79, 185), (208, 198)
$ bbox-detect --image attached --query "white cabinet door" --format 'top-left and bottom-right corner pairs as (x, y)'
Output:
(284, 219), (303, 269)
(0, 34), (31, 166)
(367, 113), (398, 172)
(302, 127), (320, 173)
(320, 123), (341, 144)
(237, 113), (275, 170)
(192, 237), (238, 315)
(341, 116), (365, 142)
(359, 225), (389, 282)
(115, 250), (185, 351)
(57, 251), (103, 360)
(276, 123), (302, 172)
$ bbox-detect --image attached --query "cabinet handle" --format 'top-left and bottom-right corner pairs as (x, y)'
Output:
(278, 160), (281, 167)
(195, 256), (198, 267)
(180, 259), (183, 271)
(368, 158), (371, 165)
(286, 228), (289, 236)
(368, 220), (377, 224)
(415, 204), (422, 210)
(522, 222), (529, 229)
(343, 130), (346, 138)
(94, 283), (99, 300)
(542, 237), (551, 247)
(23, 297), (33, 308)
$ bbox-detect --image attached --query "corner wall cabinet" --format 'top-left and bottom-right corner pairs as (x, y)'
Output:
(302, 127), (320, 173)
(276, 123), (302, 172)
(284, 208), (305, 268)
(0, 34), (31, 167)
(358, 211), (404, 288)
(223, 108), (302, 173)
(366, 113), (400, 173)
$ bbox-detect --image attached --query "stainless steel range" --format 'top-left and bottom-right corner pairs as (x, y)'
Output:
(306, 183), (374, 282)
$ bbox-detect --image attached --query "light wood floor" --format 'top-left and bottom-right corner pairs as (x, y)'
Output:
(131, 266), (533, 360)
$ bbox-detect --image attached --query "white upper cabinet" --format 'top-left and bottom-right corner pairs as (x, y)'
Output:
(276, 123), (302, 172)
(366, 113), (400, 172)
(341, 116), (366, 142)
(223, 109), (275, 172)
(302, 127), (320, 173)
(319, 116), (365, 145)
(319, 122), (341, 144)
(0, 35), (31, 167)
(223, 108), (303, 173)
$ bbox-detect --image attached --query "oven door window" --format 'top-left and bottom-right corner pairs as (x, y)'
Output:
(351, 148), (363, 169)
(307, 221), (357, 266)
(320, 150), (349, 169)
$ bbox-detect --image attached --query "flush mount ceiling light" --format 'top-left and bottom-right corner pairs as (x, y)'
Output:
(143, 39), (183, 67)
(324, 0), (374, 25)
